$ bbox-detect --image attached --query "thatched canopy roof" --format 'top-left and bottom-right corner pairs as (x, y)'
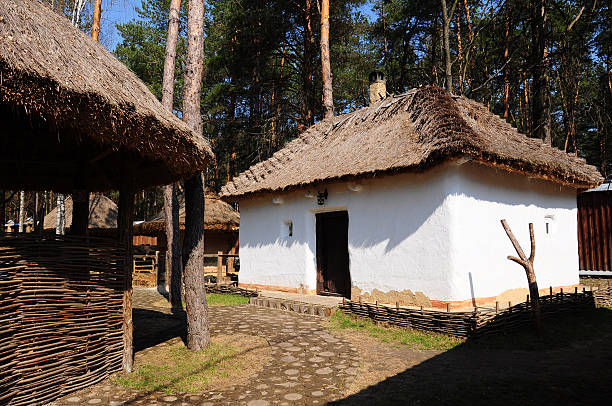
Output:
(133, 195), (239, 235)
(0, 0), (213, 192)
(43, 194), (117, 230)
(221, 86), (603, 199)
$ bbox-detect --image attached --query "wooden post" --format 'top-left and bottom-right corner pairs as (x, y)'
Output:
(446, 303), (451, 313)
(495, 301), (499, 313)
(216, 251), (223, 285)
(508, 301), (512, 313)
(118, 171), (135, 373)
(71, 189), (89, 236)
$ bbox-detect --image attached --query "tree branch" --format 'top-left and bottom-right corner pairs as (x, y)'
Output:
(501, 219), (528, 261)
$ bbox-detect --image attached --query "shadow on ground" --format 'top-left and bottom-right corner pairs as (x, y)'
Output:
(133, 308), (186, 352)
(331, 308), (612, 406)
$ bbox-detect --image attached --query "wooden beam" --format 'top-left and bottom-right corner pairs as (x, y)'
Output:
(118, 168), (135, 373)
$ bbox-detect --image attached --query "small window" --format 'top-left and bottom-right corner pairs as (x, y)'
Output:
(282, 220), (293, 238)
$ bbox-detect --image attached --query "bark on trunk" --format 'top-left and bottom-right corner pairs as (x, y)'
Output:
(500, 219), (542, 336)
(18, 191), (25, 233)
(161, 0), (183, 308)
(441, 0), (457, 93)
(91, 0), (102, 41)
(118, 170), (135, 372)
(182, 0), (210, 352)
(320, 0), (333, 119)
(503, 2), (511, 119)
(182, 174), (209, 350)
(530, 0), (551, 144)
(300, 0), (315, 131)
(56, 193), (65, 235)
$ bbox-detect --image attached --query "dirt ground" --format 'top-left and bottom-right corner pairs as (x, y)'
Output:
(330, 310), (612, 406)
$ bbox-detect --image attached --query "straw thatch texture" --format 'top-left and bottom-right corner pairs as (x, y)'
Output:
(0, 233), (125, 405)
(133, 194), (239, 235)
(0, 0), (213, 191)
(221, 86), (602, 199)
(43, 194), (117, 230)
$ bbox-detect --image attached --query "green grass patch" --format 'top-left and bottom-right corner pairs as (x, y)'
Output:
(153, 293), (249, 309)
(112, 335), (268, 394)
(206, 293), (250, 306)
(328, 310), (463, 350)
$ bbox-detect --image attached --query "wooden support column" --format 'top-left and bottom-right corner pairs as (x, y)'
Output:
(118, 171), (135, 373)
(0, 190), (5, 232)
(216, 251), (223, 285)
(71, 189), (90, 236)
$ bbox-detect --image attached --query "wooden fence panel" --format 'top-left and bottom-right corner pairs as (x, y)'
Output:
(0, 233), (126, 405)
(578, 191), (612, 272)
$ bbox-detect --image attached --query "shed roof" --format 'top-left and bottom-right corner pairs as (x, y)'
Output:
(133, 194), (240, 235)
(43, 194), (118, 230)
(221, 86), (603, 199)
(0, 0), (213, 192)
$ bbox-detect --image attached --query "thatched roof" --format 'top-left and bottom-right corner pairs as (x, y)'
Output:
(221, 86), (603, 199)
(133, 195), (240, 235)
(0, 0), (213, 192)
(43, 194), (117, 230)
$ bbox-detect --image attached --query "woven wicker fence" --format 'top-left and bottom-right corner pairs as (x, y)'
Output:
(593, 286), (612, 307)
(339, 290), (598, 339)
(0, 233), (126, 406)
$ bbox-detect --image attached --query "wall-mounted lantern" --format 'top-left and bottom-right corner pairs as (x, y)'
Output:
(317, 189), (328, 206)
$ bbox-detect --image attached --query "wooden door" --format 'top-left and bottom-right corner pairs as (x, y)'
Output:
(316, 211), (350, 298)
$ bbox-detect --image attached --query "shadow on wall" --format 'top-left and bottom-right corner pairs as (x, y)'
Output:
(331, 307), (612, 405)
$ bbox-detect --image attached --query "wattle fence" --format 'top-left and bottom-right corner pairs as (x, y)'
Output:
(339, 289), (601, 338)
(0, 234), (126, 406)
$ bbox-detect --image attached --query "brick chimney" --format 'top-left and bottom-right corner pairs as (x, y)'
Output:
(368, 71), (386, 104)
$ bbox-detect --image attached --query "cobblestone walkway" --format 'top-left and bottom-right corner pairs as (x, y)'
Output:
(50, 289), (358, 406)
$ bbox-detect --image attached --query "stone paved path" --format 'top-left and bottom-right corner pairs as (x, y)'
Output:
(49, 289), (359, 406)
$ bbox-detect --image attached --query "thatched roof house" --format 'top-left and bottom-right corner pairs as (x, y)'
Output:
(135, 194), (239, 235)
(133, 195), (239, 257)
(43, 194), (118, 230)
(0, 0), (213, 192)
(0, 0), (212, 403)
(222, 84), (602, 308)
(222, 86), (600, 199)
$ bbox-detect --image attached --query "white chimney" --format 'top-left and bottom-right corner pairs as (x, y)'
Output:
(369, 71), (386, 104)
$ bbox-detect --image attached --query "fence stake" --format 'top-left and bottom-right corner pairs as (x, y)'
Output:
(396, 301), (399, 310)
(508, 301), (512, 313)
(495, 301), (499, 313)
(575, 287), (578, 297)
(420, 306), (424, 315)
(526, 295), (529, 309)
(560, 288), (563, 302)
(446, 303), (450, 313)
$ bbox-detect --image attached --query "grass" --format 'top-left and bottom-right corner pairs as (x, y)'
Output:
(153, 293), (249, 309)
(328, 310), (463, 351)
(112, 335), (269, 394)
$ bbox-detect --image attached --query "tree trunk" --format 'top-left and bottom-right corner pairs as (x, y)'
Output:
(530, 0), (551, 144)
(441, 0), (457, 93)
(161, 0), (183, 308)
(71, 190), (89, 236)
(300, 0), (315, 131)
(320, 0), (333, 119)
(56, 193), (65, 235)
(35, 192), (45, 234)
(18, 191), (25, 233)
(118, 170), (135, 372)
(503, 2), (511, 120)
(182, 0), (210, 352)
(91, 0), (102, 41)
(500, 219), (542, 336)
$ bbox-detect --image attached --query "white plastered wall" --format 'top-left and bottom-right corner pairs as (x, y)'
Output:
(237, 161), (579, 301)
(446, 162), (579, 302)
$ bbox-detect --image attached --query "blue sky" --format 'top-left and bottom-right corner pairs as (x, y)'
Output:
(103, 0), (376, 50)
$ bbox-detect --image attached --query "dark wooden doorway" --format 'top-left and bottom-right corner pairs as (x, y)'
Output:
(316, 211), (351, 298)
